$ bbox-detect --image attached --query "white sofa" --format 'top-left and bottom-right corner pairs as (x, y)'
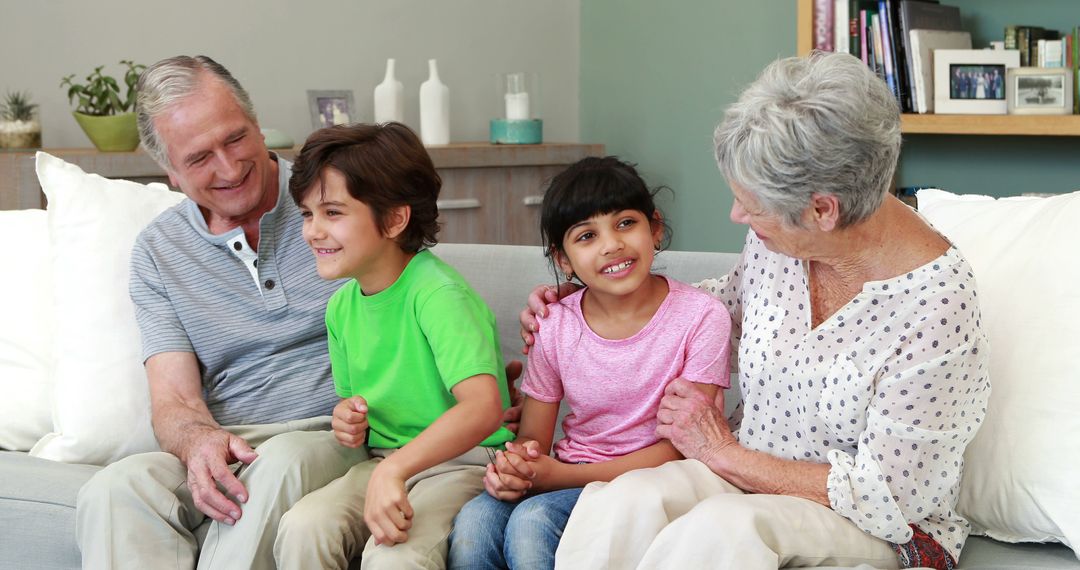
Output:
(1, 155), (1078, 569)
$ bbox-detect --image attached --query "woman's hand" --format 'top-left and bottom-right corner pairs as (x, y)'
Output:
(656, 379), (737, 467)
(364, 460), (412, 545)
(518, 282), (580, 354)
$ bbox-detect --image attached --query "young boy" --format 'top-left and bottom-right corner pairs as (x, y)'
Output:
(274, 122), (515, 568)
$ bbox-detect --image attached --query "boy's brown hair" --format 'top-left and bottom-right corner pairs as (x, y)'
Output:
(289, 122), (441, 252)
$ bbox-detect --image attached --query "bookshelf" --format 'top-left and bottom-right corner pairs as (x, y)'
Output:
(795, 0), (1080, 136)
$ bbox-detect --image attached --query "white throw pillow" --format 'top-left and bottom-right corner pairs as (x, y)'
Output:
(29, 152), (185, 465)
(0, 209), (54, 451)
(918, 188), (1080, 553)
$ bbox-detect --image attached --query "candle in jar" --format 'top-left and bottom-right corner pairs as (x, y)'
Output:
(505, 91), (530, 120)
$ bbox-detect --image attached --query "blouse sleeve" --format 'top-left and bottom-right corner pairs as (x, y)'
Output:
(694, 231), (753, 372)
(825, 287), (991, 545)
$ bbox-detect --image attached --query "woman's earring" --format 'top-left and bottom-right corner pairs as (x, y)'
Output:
(565, 271), (575, 283)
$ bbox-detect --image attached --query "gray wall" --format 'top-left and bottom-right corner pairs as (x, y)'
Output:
(0, 0), (580, 148)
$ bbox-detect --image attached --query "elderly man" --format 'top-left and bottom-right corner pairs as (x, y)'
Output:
(72, 55), (528, 570)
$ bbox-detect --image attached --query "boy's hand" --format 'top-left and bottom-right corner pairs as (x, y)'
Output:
(364, 461), (413, 545)
(331, 396), (368, 448)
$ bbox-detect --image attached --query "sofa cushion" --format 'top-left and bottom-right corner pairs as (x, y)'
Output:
(0, 451), (99, 570)
(0, 210), (54, 451)
(918, 189), (1080, 555)
(28, 152), (184, 465)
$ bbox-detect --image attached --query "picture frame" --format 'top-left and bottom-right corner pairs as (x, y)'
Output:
(307, 90), (356, 129)
(933, 49), (1019, 115)
(1007, 67), (1073, 115)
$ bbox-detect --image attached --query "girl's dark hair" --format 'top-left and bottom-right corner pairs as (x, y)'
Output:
(540, 156), (672, 277)
(289, 122), (441, 253)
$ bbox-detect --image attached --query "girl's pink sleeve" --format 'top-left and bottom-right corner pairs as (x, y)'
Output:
(520, 310), (564, 403)
(679, 299), (732, 388)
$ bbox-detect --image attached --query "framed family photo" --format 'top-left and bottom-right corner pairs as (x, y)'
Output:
(933, 49), (1020, 115)
(307, 90), (356, 129)
(1007, 67), (1073, 115)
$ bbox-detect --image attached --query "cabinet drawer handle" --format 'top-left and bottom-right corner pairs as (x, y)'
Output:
(437, 198), (481, 211)
(522, 195), (543, 207)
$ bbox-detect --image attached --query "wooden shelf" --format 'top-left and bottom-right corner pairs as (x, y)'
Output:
(794, 0), (1080, 137)
(901, 114), (1080, 136)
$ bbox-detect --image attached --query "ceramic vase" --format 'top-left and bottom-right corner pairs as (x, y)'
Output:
(373, 58), (404, 123)
(72, 112), (139, 152)
(419, 59), (450, 145)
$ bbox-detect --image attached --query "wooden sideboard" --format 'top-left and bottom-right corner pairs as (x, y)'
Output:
(0, 142), (604, 246)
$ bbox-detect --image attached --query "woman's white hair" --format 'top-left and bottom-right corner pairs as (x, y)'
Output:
(136, 55), (257, 169)
(714, 51), (901, 228)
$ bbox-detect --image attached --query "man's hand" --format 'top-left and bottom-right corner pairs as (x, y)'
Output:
(518, 282), (580, 354)
(502, 360), (524, 433)
(182, 427), (258, 525)
(332, 396), (369, 448)
(364, 461), (413, 545)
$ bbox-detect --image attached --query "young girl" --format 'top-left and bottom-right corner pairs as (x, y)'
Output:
(447, 156), (732, 570)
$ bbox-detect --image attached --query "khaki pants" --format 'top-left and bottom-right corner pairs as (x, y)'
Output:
(76, 417), (367, 570)
(274, 446), (490, 570)
(553, 459), (901, 570)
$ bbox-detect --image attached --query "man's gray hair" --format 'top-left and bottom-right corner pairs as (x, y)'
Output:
(136, 55), (258, 169)
(713, 51), (901, 228)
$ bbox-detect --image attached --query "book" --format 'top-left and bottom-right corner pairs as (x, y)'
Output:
(848, 1), (878, 59)
(859, 7), (878, 64)
(909, 29), (971, 113)
(813, 0), (834, 51)
(871, 13), (887, 83)
(1045, 39), (1064, 68)
(878, 0), (900, 101)
(1005, 26), (1018, 50)
(1074, 26), (1079, 113)
(835, 0), (851, 53)
(898, 0), (961, 112)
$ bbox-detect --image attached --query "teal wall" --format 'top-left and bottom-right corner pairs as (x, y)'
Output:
(581, 1), (1080, 253)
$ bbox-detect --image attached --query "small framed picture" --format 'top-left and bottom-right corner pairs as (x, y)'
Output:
(1007, 67), (1073, 115)
(933, 49), (1020, 114)
(307, 90), (356, 129)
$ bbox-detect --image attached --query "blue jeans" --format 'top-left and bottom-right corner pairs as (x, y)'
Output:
(448, 487), (583, 570)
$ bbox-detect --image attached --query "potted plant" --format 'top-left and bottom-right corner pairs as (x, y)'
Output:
(0, 91), (42, 149)
(60, 60), (145, 151)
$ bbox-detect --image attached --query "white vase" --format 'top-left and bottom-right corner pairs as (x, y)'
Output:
(373, 58), (404, 124)
(419, 59), (450, 145)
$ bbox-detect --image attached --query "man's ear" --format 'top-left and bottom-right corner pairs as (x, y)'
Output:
(384, 205), (412, 239)
(807, 193), (841, 232)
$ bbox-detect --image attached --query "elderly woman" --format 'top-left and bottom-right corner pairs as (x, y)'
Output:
(519, 52), (989, 570)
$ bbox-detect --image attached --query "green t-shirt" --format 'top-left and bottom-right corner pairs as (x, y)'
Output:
(325, 249), (514, 449)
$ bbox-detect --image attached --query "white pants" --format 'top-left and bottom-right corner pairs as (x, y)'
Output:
(76, 417), (367, 570)
(553, 459), (901, 570)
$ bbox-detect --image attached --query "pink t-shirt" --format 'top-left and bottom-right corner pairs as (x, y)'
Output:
(521, 276), (731, 464)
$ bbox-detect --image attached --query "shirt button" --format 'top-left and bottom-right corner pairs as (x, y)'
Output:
(253, 259), (259, 268)
(264, 279), (275, 290)
(233, 242), (242, 251)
